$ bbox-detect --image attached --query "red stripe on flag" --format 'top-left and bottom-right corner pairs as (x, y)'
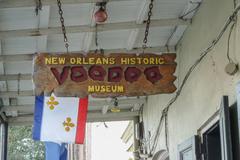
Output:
(75, 97), (88, 144)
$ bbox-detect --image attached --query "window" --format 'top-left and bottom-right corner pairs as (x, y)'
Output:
(178, 96), (238, 160)
(0, 122), (7, 160)
(177, 136), (200, 160)
(202, 122), (221, 160)
(0, 123), (4, 159)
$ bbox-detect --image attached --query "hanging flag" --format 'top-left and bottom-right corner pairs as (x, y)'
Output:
(33, 94), (88, 144)
(45, 142), (67, 160)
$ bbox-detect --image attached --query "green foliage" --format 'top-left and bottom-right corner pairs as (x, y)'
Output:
(7, 126), (45, 160)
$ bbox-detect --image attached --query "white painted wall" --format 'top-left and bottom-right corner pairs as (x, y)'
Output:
(143, 0), (240, 159)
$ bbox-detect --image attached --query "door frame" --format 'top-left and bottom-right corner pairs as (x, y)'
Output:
(197, 110), (219, 138)
(197, 110), (220, 160)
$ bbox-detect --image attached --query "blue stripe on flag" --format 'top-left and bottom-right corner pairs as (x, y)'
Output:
(33, 95), (44, 140)
(45, 142), (68, 160)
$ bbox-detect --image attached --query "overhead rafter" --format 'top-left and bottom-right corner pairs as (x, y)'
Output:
(36, 6), (51, 52)
(0, 40), (11, 93)
(101, 105), (109, 114)
(1, 101), (145, 113)
(1, 104), (139, 115)
(0, 0), (132, 9)
(0, 74), (32, 81)
(7, 110), (139, 125)
(0, 54), (33, 62)
(0, 98), (145, 109)
(82, 32), (94, 52)
(2, 105), (35, 113)
(0, 90), (35, 97)
(0, 46), (175, 62)
(82, 4), (97, 52)
(0, 19), (190, 39)
(87, 111), (139, 122)
(126, 0), (149, 50)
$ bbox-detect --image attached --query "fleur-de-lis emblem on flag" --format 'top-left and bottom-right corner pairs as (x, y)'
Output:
(47, 96), (59, 110)
(63, 117), (75, 132)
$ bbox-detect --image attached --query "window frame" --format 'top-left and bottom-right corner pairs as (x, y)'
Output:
(0, 119), (8, 160)
(177, 136), (200, 160)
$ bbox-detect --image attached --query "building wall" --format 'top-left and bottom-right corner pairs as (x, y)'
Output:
(68, 124), (92, 160)
(143, 0), (240, 159)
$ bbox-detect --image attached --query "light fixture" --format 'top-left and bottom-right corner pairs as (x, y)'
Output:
(94, 2), (108, 23)
(110, 97), (121, 113)
(225, 62), (238, 75)
(152, 150), (169, 160)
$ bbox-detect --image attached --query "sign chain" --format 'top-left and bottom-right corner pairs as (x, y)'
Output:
(142, 0), (154, 53)
(57, 0), (69, 53)
(94, 24), (104, 54)
(35, 0), (42, 15)
(95, 24), (99, 53)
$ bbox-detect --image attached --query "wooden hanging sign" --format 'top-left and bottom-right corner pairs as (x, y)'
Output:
(33, 53), (177, 97)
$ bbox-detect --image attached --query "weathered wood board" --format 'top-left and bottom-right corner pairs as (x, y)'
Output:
(33, 53), (177, 98)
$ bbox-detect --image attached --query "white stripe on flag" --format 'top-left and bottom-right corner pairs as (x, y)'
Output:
(41, 95), (79, 143)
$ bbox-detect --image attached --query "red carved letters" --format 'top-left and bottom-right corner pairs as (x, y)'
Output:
(144, 66), (162, 84)
(124, 67), (141, 83)
(71, 66), (88, 82)
(88, 66), (106, 81)
(108, 67), (123, 82)
(50, 67), (70, 85)
(51, 66), (164, 85)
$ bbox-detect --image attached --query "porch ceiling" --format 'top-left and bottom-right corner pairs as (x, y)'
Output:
(0, 0), (201, 123)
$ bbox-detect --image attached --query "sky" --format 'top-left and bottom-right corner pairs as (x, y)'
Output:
(91, 121), (133, 160)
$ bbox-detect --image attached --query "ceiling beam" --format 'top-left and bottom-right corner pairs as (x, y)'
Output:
(0, 99), (146, 108)
(7, 110), (139, 125)
(126, 0), (149, 50)
(101, 105), (109, 114)
(82, 4), (97, 52)
(2, 105), (34, 113)
(0, 40), (8, 92)
(0, 54), (33, 62)
(0, 19), (190, 39)
(87, 110), (139, 122)
(82, 32), (94, 52)
(36, 6), (50, 52)
(0, 0), (132, 9)
(1, 104), (140, 114)
(0, 74), (32, 81)
(0, 46), (175, 62)
(126, 29), (139, 50)
(0, 90), (34, 97)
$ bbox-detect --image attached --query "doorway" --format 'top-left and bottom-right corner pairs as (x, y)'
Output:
(202, 122), (221, 160)
(91, 121), (134, 160)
